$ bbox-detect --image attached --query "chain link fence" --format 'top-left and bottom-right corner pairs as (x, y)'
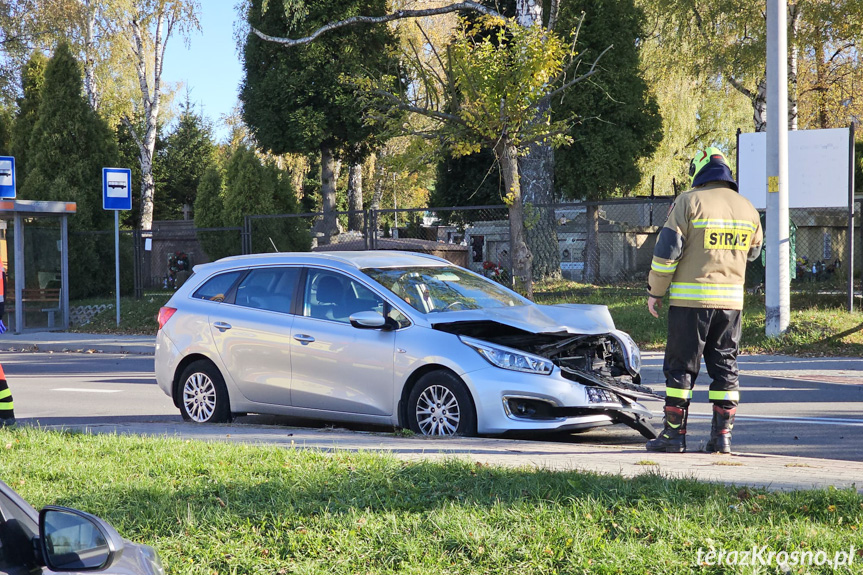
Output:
(74, 198), (862, 311)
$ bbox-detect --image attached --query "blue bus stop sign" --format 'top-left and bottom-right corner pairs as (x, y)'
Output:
(0, 156), (16, 199)
(102, 167), (132, 210)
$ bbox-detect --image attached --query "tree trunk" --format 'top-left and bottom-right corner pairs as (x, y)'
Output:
(347, 163), (363, 231)
(514, 0), (559, 284)
(495, 138), (533, 299)
(82, 0), (99, 111)
(129, 11), (168, 231)
(815, 33), (830, 128)
(583, 204), (600, 283)
(520, 138), (561, 282)
(788, 3), (800, 130)
(315, 145), (341, 245)
(371, 153), (385, 211)
(754, 78), (767, 132)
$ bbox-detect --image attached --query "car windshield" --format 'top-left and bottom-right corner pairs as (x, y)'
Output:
(362, 266), (527, 314)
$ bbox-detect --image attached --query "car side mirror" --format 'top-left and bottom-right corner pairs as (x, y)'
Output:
(38, 507), (125, 572)
(349, 310), (387, 329)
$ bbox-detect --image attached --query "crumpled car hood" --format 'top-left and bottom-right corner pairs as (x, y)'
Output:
(427, 303), (616, 335)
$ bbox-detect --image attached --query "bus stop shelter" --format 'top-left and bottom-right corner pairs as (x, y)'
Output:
(0, 200), (76, 333)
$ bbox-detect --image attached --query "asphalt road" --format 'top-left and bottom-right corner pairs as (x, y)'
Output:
(4, 351), (863, 461)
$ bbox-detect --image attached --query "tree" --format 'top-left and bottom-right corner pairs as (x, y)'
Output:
(364, 17), (606, 297)
(158, 99), (215, 220)
(554, 0), (662, 282)
(0, 106), (11, 153)
(241, 0), (400, 245)
(116, 0), (200, 231)
(8, 52), (48, 183)
(20, 42), (118, 298)
(432, 148), (503, 212)
(195, 144), (310, 257)
(639, 0), (863, 133)
(193, 163), (234, 260)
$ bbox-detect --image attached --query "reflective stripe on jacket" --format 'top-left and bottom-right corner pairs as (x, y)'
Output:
(648, 183), (763, 310)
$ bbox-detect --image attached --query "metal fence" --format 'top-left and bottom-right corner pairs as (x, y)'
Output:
(76, 198), (863, 310)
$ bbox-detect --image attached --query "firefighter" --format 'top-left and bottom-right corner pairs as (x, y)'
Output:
(0, 257), (13, 427)
(645, 147), (762, 453)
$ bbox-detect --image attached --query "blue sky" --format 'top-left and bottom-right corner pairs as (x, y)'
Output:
(161, 1), (244, 142)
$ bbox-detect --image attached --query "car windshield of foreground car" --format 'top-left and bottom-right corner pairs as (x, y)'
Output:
(363, 266), (527, 314)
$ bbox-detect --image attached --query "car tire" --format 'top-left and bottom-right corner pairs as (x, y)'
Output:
(178, 360), (231, 424)
(407, 371), (476, 437)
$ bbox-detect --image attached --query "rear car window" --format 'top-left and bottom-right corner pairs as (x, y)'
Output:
(191, 271), (244, 302)
(234, 268), (300, 314)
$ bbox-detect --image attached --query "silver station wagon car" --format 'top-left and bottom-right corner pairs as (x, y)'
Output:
(155, 251), (659, 438)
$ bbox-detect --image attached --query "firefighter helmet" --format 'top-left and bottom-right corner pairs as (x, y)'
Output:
(689, 147), (730, 187)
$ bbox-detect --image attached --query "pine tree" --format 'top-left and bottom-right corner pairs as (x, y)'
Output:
(9, 52), (48, 183)
(0, 106), (12, 154)
(22, 43), (119, 299)
(158, 100), (216, 220)
(194, 163), (236, 260)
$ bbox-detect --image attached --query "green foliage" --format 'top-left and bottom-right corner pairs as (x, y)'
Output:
(444, 17), (572, 159)
(431, 148), (504, 218)
(633, 0), (752, 195)
(9, 52), (48, 182)
(194, 145), (310, 259)
(223, 145), (274, 225)
(241, 0), (399, 161)
(157, 100), (216, 220)
(20, 43), (118, 299)
(0, 106), (11, 153)
(193, 164), (236, 261)
(1, 429), (861, 574)
(553, 0), (662, 200)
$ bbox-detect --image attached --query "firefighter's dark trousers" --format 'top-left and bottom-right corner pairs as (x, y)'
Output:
(663, 306), (741, 410)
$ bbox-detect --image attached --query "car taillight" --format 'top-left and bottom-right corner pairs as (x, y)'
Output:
(157, 307), (177, 330)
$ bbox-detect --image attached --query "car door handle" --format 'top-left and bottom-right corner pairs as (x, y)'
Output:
(213, 321), (232, 332)
(293, 334), (315, 344)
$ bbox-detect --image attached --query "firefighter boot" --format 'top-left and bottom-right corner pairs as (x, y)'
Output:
(646, 406), (687, 453)
(704, 405), (736, 454)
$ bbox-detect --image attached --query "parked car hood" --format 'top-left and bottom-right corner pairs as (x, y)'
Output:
(427, 303), (616, 335)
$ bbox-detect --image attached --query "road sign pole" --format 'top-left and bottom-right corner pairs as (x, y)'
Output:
(115, 210), (120, 326)
(103, 167), (131, 326)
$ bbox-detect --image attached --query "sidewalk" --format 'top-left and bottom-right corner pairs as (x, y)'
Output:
(2, 330), (862, 493)
(0, 331), (155, 355)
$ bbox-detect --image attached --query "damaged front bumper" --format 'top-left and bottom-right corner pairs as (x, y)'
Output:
(501, 391), (659, 439)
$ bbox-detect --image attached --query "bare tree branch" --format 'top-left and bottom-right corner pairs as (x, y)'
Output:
(543, 44), (613, 102)
(251, 2), (503, 47)
(370, 89), (471, 128)
(547, 0), (562, 32)
(726, 74), (754, 100)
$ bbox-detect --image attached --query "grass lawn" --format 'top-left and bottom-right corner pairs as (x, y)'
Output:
(1, 427), (860, 574)
(72, 280), (863, 356)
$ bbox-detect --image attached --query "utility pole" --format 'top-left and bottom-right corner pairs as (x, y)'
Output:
(766, 0), (790, 336)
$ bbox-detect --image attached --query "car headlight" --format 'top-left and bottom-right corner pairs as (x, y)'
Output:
(610, 330), (641, 376)
(460, 336), (554, 375)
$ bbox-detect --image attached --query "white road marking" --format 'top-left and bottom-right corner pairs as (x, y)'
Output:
(684, 413), (863, 427)
(52, 388), (122, 394)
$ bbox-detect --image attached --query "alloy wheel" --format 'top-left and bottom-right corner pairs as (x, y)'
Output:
(414, 384), (460, 436)
(183, 372), (217, 423)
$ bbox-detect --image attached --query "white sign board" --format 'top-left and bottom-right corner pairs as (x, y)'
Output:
(738, 128), (850, 209)
(106, 172), (129, 197)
